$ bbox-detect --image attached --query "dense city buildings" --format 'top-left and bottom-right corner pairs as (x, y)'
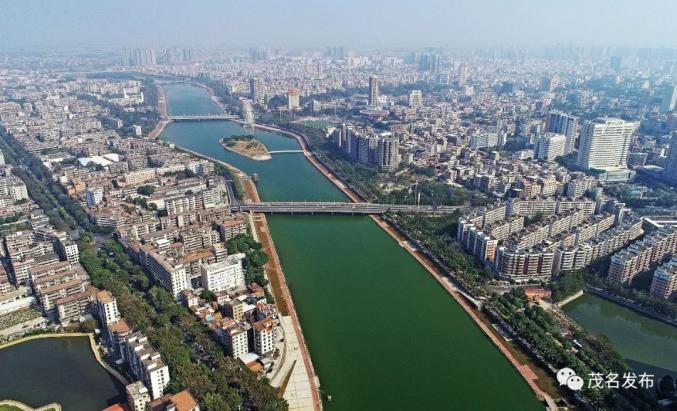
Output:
(608, 226), (677, 285)
(0, 67), (285, 409)
(458, 195), (642, 282)
(1, 35), (677, 411)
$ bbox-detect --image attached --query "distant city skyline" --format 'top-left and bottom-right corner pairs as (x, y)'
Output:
(2, 0), (677, 50)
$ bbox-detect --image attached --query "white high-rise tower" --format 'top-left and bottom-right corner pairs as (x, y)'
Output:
(576, 118), (638, 170)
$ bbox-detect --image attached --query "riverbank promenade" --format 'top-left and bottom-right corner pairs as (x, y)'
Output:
(250, 210), (322, 411)
(0, 399), (61, 411)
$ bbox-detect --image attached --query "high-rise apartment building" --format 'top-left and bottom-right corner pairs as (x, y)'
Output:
(609, 226), (677, 285)
(325, 46), (346, 59)
(649, 257), (677, 300)
(85, 187), (104, 208)
(376, 137), (400, 172)
(368, 76), (380, 107)
(218, 324), (249, 358)
(660, 84), (677, 113)
(545, 111), (580, 155)
(408, 90), (423, 107)
(576, 118), (638, 170)
(418, 52), (440, 74)
(536, 133), (567, 161)
(541, 75), (560, 92)
(457, 63), (468, 85)
(356, 135), (373, 164)
(249, 78), (263, 103)
(287, 88), (300, 110)
(122, 48), (157, 67)
(664, 131), (677, 186)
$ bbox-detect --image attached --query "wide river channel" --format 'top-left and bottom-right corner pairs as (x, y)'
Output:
(161, 84), (541, 410)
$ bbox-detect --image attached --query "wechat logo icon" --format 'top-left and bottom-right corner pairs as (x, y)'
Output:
(557, 367), (584, 391)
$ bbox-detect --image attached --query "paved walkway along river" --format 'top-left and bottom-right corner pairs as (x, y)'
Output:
(161, 83), (543, 410)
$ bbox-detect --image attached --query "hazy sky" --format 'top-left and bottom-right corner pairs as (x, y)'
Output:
(2, 0), (677, 50)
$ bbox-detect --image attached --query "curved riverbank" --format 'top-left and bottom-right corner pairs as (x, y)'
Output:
(148, 83), (169, 139)
(252, 213), (322, 410)
(249, 122), (362, 202)
(0, 399), (61, 411)
(0, 333), (129, 386)
(372, 216), (555, 405)
(585, 286), (677, 327)
(160, 83), (543, 410)
(168, 144), (322, 410)
(564, 292), (677, 379)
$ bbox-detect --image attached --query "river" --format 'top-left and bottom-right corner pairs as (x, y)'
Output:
(161, 84), (541, 410)
(564, 293), (677, 379)
(0, 336), (124, 410)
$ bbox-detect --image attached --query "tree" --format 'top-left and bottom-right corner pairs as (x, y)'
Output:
(200, 289), (216, 302)
(548, 270), (585, 302)
(202, 393), (233, 411)
(136, 185), (155, 196)
(246, 249), (268, 268)
(77, 319), (97, 333)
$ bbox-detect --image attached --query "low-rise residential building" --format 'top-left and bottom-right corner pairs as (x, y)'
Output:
(149, 390), (200, 411)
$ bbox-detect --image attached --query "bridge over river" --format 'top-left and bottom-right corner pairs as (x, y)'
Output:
(268, 150), (304, 154)
(230, 201), (464, 215)
(169, 114), (239, 121)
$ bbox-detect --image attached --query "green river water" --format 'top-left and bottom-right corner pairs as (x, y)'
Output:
(161, 84), (541, 410)
(5, 83), (674, 410)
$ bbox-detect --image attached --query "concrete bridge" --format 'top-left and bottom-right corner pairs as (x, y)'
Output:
(268, 150), (305, 155)
(230, 201), (463, 215)
(169, 114), (239, 121)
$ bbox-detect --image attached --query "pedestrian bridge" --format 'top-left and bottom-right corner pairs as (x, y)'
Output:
(169, 114), (239, 121)
(230, 201), (463, 215)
